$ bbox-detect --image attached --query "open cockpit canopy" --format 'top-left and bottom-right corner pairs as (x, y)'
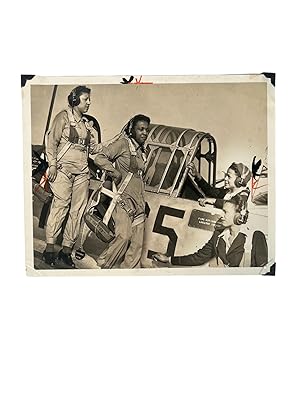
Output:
(144, 124), (217, 199)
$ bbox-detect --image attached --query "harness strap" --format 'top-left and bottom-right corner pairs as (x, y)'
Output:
(56, 142), (73, 162)
(67, 108), (92, 146)
(132, 213), (145, 227)
(102, 172), (133, 225)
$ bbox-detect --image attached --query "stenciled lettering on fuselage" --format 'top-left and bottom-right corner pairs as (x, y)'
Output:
(141, 193), (223, 267)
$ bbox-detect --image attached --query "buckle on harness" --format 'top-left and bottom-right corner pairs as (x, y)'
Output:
(77, 137), (87, 146)
(117, 197), (135, 219)
(57, 165), (73, 180)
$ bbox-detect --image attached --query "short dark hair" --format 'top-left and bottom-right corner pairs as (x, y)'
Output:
(225, 194), (246, 213)
(124, 114), (150, 137)
(131, 114), (150, 130)
(67, 86), (91, 107)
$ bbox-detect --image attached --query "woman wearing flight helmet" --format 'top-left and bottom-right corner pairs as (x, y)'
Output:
(187, 161), (251, 210)
(43, 85), (102, 268)
(94, 114), (150, 269)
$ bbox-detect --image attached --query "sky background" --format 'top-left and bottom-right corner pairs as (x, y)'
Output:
(31, 82), (267, 178)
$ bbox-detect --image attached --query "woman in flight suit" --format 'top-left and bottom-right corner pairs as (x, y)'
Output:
(43, 86), (102, 268)
(94, 114), (150, 269)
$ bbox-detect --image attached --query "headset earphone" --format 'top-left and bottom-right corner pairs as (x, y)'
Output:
(68, 86), (89, 108)
(235, 176), (245, 188)
(124, 118), (134, 137)
(233, 197), (249, 225)
(233, 164), (251, 188)
(68, 89), (80, 108)
(72, 89), (79, 107)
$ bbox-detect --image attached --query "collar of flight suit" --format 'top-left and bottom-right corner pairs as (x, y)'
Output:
(129, 137), (147, 163)
(126, 136), (142, 155)
(216, 228), (247, 259)
(66, 106), (83, 125)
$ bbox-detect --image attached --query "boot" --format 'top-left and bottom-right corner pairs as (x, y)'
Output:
(42, 251), (56, 268)
(57, 250), (76, 268)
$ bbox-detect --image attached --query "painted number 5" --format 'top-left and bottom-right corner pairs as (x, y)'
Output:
(147, 205), (185, 259)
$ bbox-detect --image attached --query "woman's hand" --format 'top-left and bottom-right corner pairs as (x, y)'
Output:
(187, 162), (201, 180)
(110, 169), (122, 185)
(48, 166), (57, 182)
(152, 253), (170, 263)
(198, 197), (216, 207)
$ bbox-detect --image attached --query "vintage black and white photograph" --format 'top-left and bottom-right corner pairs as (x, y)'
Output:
(22, 74), (275, 275)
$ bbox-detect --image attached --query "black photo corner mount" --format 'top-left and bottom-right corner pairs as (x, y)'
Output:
(21, 75), (35, 88)
(262, 72), (275, 86)
(261, 72), (275, 276)
(263, 263), (276, 276)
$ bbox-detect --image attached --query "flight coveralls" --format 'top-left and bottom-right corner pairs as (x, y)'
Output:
(170, 229), (268, 268)
(94, 136), (147, 269)
(45, 107), (102, 249)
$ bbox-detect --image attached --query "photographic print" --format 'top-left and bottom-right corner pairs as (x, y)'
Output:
(22, 74), (275, 275)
